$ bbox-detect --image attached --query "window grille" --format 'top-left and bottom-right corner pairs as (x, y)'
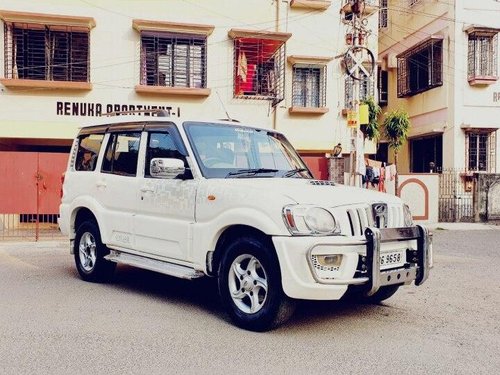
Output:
(468, 32), (498, 80)
(140, 32), (207, 88)
(377, 67), (388, 106)
(344, 72), (374, 109)
(3, 23), (90, 81)
(233, 38), (286, 105)
(397, 37), (443, 98)
(379, 0), (388, 29)
(466, 130), (496, 172)
(291, 65), (326, 108)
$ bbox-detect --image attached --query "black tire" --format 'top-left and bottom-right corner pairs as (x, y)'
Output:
(358, 285), (400, 304)
(74, 221), (116, 283)
(218, 237), (296, 332)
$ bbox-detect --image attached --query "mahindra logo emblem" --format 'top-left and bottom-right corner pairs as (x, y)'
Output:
(372, 203), (388, 228)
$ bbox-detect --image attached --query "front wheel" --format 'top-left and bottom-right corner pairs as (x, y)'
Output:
(218, 237), (295, 331)
(74, 221), (116, 283)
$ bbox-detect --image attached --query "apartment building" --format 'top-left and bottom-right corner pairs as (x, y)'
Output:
(378, 0), (500, 173)
(0, 0), (380, 177)
(0, 0), (383, 234)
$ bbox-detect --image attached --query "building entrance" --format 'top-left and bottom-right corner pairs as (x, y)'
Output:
(0, 152), (68, 240)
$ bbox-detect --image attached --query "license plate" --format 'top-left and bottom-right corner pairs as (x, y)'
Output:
(380, 250), (405, 270)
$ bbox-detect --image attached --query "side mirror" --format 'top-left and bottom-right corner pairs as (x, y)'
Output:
(150, 158), (185, 179)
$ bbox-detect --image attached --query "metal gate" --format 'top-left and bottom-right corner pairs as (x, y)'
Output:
(438, 169), (474, 222)
(0, 152), (68, 241)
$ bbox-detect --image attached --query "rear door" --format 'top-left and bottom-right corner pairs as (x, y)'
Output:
(96, 130), (142, 248)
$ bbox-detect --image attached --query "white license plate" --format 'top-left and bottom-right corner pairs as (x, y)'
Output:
(380, 250), (405, 270)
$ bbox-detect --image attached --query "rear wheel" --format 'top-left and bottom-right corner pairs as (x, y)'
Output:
(74, 221), (116, 283)
(218, 237), (295, 331)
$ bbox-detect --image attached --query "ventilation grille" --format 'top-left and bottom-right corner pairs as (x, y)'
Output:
(309, 180), (335, 186)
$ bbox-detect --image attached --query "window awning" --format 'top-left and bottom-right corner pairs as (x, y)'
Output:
(463, 25), (500, 35)
(228, 28), (292, 42)
(0, 9), (95, 29)
(396, 35), (444, 59)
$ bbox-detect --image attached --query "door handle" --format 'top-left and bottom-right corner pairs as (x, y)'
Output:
(96, 181), (107, 188)
(140, 186), (154, 193)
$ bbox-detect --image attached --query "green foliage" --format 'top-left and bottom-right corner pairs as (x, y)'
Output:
(382, 108), (410, 152)
(362, 96), (381, 140)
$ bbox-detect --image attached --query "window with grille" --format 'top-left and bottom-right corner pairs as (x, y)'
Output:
(378, 67), (388, 106)
(467, 31), (498, 82)
(466, 130), (496, 172)
(291, 65), (326, 108)
(379, 0), (388, 29)
(344, 72), (374, 109)
(3, 23), (89, 82)
(140, 32), (207, 88)
(397, 37), (443, 98)
(233, 38), (286, 104)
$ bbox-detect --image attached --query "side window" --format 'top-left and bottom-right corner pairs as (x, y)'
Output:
(101, 132), (141, 176)
(145, 132), (185, 177)
(75, 134), (104, 172)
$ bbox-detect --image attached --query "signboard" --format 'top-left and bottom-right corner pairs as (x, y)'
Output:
(347, 110), (358, 128)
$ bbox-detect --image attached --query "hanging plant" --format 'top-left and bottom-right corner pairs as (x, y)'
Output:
(362, 96), (381, 141)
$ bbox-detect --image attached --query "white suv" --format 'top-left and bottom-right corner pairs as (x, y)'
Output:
(59, 115), (431, 331)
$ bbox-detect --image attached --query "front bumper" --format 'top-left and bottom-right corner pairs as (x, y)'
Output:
(272, 225), (430, 300)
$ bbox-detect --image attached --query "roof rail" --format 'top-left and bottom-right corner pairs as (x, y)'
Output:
(103, 109), (171, 117)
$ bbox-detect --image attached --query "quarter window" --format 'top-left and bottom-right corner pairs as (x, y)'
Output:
(102, 133), (141, 176)
(75, 134), (104, 172)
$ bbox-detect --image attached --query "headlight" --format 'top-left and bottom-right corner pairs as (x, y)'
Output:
(283, 205), (339, 235)
(403, 204), (414, 226)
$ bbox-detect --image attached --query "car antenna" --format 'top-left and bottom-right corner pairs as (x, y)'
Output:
(215, 90), (233, 122)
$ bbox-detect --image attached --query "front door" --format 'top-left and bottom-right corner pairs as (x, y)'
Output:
(133, 128), (197, 262)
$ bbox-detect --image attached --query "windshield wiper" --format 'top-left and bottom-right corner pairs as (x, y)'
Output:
(226, 168), (279, 178)
(283, 168), (309, 178)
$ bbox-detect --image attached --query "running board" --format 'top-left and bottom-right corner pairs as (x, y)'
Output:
(105, 251), (204, 280)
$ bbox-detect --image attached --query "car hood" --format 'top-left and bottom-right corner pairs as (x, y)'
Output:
(210, 178), (402, 207)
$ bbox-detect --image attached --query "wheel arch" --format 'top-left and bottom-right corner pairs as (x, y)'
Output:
(208, 225), (277, 277)
(72, 207), (99, 238)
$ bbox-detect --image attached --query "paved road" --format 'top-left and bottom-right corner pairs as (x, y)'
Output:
(0, 229), (499, 374)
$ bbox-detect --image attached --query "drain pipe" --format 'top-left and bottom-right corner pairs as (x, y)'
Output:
(272, 0), (280, 130)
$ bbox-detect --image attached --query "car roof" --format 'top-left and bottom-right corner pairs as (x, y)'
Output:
(78, 115), (274, 135)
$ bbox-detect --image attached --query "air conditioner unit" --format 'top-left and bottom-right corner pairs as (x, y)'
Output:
(386, 53), (398, 69)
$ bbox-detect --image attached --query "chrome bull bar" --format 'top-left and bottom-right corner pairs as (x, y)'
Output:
(364, 225), (430, 296)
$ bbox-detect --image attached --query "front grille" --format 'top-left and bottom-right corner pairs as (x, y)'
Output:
(339, 203), (405, 236)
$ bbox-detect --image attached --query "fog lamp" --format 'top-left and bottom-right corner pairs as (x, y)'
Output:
(316, 254), (342, 268)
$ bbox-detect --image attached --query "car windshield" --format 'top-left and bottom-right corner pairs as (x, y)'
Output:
(184, 122), (313, 179)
